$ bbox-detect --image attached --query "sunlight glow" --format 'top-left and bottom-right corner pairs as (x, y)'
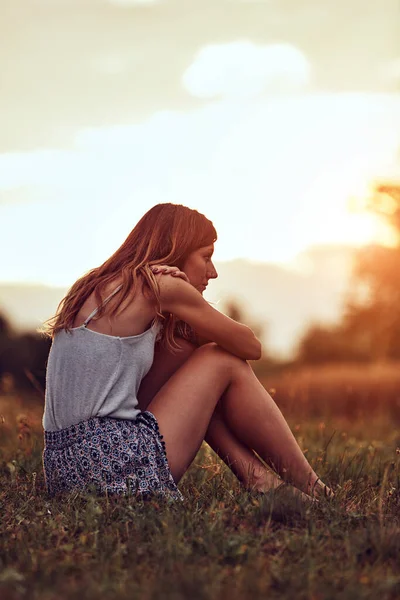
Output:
(0, 92), (399, 286)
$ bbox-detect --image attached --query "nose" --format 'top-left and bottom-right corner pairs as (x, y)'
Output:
(207, 261), (218, 280)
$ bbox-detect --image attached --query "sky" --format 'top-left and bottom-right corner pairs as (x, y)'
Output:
(1, 0), (400, 286)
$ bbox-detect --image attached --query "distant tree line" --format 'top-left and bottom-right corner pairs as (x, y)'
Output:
(0, 315), (50, 393)
(296, 180), (400, 364)
(2, 179), (400, 395)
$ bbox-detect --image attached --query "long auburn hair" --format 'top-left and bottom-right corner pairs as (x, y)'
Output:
(44, 203), (217, 350)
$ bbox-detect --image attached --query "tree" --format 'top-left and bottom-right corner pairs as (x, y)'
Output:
(368, 183), (400, 241)
(296, 322), (369, 364)
(295, 179), (400, 365)
(344, 180), (400, 360)
(0, 311), (51, 393)
(0, 313), (13, 380)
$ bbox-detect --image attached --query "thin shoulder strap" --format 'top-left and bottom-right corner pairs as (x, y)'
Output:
(82, 284), (123, 327)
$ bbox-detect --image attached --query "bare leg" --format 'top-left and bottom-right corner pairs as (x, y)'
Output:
(146, 343), (329, 497)
(204, 402), (284, 492)
(138, 340), (281, 492)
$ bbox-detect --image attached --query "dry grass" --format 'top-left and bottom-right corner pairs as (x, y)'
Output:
(262, 362), (400, 425)
(1, 365), (400, 599)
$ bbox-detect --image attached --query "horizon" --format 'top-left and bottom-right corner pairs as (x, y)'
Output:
(0, 239), (358, 287)
(0, 243), (358, 357)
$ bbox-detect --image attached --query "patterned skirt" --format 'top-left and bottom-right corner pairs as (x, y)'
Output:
(43, 411), (184, 502)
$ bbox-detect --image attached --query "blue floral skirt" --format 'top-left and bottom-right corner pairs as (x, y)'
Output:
(43, 411), (184, 501)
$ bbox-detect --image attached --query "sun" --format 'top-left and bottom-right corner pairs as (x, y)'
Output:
(344, 184), (399, 248)
(338, 211), (386, 246)
(298, 175), (399, 251)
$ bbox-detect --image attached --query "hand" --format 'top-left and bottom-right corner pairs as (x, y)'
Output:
(150, 264), (190, 283)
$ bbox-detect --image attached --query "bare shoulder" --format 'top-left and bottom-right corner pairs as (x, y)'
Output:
(155, 273), (201, 305)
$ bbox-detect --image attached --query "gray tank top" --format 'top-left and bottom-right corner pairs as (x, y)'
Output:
(43, 285), (161, 432)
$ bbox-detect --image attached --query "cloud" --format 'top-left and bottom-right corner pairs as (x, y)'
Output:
(182, 41), (312, 99)
(0, 186), (51, 206)
(0, 91), (399, 284)
(0, 150), (72, 190)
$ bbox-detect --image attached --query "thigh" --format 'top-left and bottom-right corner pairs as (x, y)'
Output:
(137, 339), (196, 410)
(147, 344), (246, 483)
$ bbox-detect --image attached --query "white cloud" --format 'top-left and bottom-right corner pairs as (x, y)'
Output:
(182, 41), (312, 99)
(0, 150), (71, 190)
(0, 186), (53, 206)
(0, 92), (399, 284)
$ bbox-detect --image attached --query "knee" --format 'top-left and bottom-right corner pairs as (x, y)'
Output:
(194, 343), (249, 373)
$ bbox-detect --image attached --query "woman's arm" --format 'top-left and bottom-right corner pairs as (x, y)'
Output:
(156, 274), (262, 361)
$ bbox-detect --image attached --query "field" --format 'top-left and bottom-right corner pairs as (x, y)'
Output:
(1, 364), (400, 600)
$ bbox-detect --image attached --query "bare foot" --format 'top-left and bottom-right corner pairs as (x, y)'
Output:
(245, 468), (334, 505)
(247, 471), (315, 505)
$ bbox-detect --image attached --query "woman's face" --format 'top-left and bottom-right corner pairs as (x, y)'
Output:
(182, 244), (218, 294)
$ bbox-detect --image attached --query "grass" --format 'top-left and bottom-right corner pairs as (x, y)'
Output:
(1, 365), (400, 600)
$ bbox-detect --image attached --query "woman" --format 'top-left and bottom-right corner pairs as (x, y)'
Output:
(43, 203), (332, 501)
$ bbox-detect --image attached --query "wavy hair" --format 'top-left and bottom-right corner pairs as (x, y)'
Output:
(44, 203), (217, 350)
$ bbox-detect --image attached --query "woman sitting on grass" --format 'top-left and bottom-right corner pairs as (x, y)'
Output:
(43, 203), (332, 502)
